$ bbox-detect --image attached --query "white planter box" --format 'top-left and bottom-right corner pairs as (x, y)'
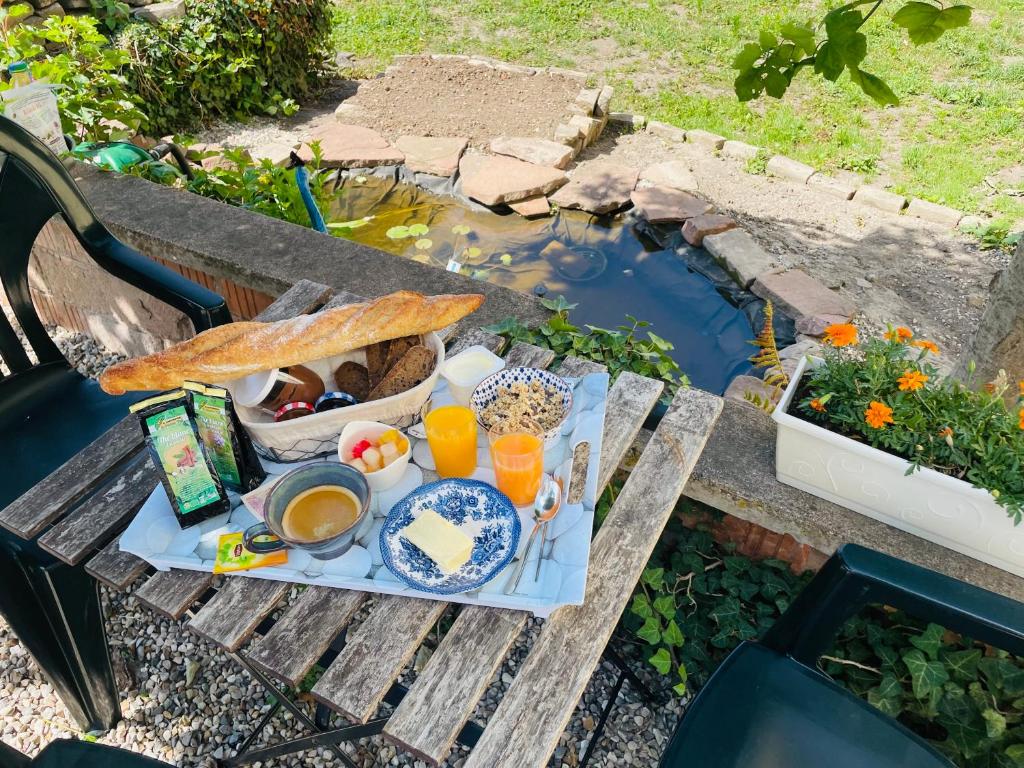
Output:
(773, 356), (1024, 578)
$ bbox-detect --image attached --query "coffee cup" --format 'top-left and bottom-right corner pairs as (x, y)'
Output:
(243, 462), (370, 560)
(233, 365), (326, 414)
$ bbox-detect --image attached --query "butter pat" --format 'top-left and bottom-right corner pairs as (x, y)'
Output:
(401, 509), (474, 574)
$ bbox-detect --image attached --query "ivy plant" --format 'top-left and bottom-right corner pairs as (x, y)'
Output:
(733, 1), (972, 106)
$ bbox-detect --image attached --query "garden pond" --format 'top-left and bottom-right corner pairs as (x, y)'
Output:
(327, 170), (791, 394)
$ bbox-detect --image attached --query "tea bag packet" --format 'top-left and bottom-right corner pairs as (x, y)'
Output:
(184, 382), (266, 493)
(131, 390), (230, 529)
(213, 531), (287, 573)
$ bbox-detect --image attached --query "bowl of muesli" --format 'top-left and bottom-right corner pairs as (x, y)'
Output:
(470, 367), (573, 448)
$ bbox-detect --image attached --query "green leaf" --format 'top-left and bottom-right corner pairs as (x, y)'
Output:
(385, 225), (410, 239)
(814, 41), (845, 81)
(637, 616), (662, 645)
(902, 649), (950, 698)
(653, 594), (676, 620)
(764, 68), (789, 99)
(941, 648), (982, 683)
(649, 647), (672, 675)
(642, 567), (665, 590)
(630, 593), (653, 620)
(464, 246), (482, 259)
(451, 224), (471, 235)
(780, 22), (816, 56)
(1006, 745), (1024, 766)
(909, 623), (945, 660)
(848, 68), (900, 106)
(663, 619), (685, 648)
(408, 223), (430, 236)
(893, 2), (972, 45)
(499, 253), (513, 266)
(835, 31), (867, 67)
(732, 42), (763, 71)
(414, 238), (433, 250)
(980, 657), (1024, 697)
(982, 708), (1007, 739)
(758, 29), (777, 50)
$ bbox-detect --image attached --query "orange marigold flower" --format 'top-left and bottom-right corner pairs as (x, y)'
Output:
(911, 339), (940, 354)
(810, 398), (826, 412)
(1019, 409), (1024, 431)
(824, 323), (858, 347)
(1019, 380), (1024, 398)
(884, 326), (914, 343)
(897, 370), (928, 392)
(938, 427), (953, 438)
(865, 401), (894, 429)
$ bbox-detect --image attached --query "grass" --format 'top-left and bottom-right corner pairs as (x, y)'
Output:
(331, 0), (1024, 226)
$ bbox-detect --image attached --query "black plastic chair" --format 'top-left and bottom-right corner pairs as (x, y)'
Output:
(659, 543), (1024, 767)
(0, 737), (171, 767)
(0, 114), (231, 731)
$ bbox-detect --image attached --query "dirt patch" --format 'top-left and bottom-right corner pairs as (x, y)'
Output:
(339, 57), (581, 147)
(585, 126), (1008, 361)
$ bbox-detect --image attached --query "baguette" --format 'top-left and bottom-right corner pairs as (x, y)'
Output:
(99, 291), (484, 394)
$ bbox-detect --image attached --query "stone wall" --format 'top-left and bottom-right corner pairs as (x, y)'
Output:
(1, 0), (168, 30)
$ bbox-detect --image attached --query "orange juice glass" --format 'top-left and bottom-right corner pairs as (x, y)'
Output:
(488, 427), (544, 507)
(424, 405), (478, 478)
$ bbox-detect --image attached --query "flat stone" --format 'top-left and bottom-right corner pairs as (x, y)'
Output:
(37, 2), (64, 17)
(298, 124), (404, 169)
(609, 112), (646, 129)
(334, 102), (366, 121)
(681, 214), (737, 247)
(766, 155), (816, 184)
(721, 140), (760, 161)
(395, 135), (468, 177)
(629, 186), (714, 223)
(685, 129), (726, 151)
(645, 121), (686, 143)
(571, 88), (601, 116)
(853, 185), (907, 214)
(508, 195), (551, 218)
(549, 161), (639, 215)
(724, 375), (782, 410)
(184, 142), (222, 161)
(459, 154), (568, 206)
(553, 124), (585, 149)
(907, 198), (962, 227)
(703, 228), (776, 288)
(752, 269), (857, 324)
(249, 142), (298, 167)
(490, 136), (573, 170)
(595, 85), (614, 118)
(200, 149), (252, 171)
(639, 161), (698, 192)
(808, 174), (856, 201)
(794, 314), (850, 337)
(132, 0), (184, 21)
(778, 339), (822, 361)
(568, 115), (603, 147)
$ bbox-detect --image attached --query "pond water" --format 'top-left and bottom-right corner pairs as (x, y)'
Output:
(327, 173), (774, 394)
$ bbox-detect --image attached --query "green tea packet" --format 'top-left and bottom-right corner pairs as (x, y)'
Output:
(213, 531), (287, 573)
(184, 382), (266, 493)
(131, 390), (230, 529)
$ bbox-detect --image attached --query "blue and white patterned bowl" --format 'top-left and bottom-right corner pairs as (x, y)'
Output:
(380, 479), (521, 594)
(470, 367), (573, 447)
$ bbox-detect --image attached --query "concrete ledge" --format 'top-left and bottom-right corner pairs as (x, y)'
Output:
(70, 162), (549, 330)
(686, 399), (1024, 602)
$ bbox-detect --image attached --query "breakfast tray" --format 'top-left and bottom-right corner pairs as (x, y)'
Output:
(119, 372), (609, 617)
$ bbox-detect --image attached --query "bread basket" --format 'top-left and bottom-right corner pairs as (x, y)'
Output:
(233, 332), (444, 462)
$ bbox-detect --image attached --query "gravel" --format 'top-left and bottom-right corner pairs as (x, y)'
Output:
(0, 327), (685, 767)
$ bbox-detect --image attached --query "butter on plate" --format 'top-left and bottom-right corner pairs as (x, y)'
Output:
(401, 509), (474, 574)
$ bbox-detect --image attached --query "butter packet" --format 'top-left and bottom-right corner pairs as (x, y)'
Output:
(213, 531), (287, 573)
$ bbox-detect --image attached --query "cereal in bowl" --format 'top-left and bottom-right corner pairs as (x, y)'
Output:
(479, 379), (564, 432)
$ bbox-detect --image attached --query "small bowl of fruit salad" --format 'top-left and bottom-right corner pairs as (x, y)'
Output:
(338, 421), (412, 492)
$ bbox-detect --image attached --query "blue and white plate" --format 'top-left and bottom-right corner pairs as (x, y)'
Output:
(380, 479), (521, 594)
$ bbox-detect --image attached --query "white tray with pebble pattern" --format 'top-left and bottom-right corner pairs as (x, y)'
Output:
(119, 372), (609, 617)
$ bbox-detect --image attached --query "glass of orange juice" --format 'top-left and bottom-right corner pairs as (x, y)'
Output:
(488, 422), (545, 507)
(424, 405), (478, 478)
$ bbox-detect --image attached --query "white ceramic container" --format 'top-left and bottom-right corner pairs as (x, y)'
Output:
(773, 355), (1024, 578)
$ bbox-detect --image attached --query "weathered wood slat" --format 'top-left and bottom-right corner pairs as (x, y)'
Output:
(38, 455), (158, 565)
(503, 341), (555, 370)
(384, 367), (662, 765)
(311, 595), (447, 723)
(447, 328), (506, 356)
(246, 586), (367, 687)
(135, 569), (213, 620)
(322, 290), (366, 309)
(462, 387), (723, 768)
(383, 606), (524, 763)
(188, 574), (291, 652)
(255, 279), (333, 322)
(86, 536), (149, 590)
(556, 355), (606, 377)
(0, 417), (143, 539)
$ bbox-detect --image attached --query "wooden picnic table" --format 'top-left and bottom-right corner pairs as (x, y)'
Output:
(0, 279), (723, 768)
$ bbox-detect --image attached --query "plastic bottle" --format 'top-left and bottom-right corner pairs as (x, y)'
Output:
(7, 61), (33, 89)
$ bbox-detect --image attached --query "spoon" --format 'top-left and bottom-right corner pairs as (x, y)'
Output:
(535, 476), (564, 580)
(505, 475), (561, 594)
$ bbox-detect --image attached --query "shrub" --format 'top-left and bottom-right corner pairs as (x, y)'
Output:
(795, 323), (1024, 522)
(117, 0), (332, 135)
(0, 6), (146, 142)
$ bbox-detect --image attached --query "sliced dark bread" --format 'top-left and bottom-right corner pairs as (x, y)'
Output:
(383, 334), (422, 373)
(334, 361), (370, 402)
(367, 345), (436, 401)
(365, 340), (391, 388)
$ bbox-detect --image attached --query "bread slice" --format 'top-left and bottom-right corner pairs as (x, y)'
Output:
(367, 345), (436, 401)
(383, 334), (421, 374)
(365, 341), (391, 388)
(334, 361), (370, 402)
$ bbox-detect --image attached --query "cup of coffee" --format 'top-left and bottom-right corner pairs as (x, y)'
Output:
(243, 462), (370, 560)
(233, 365), (326, 414)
